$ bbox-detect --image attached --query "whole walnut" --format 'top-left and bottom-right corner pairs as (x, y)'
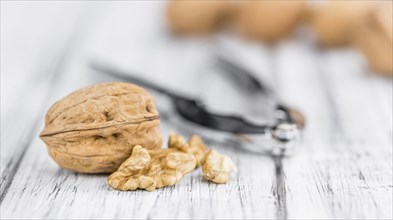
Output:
(308, 1), (377, 47)
(166, 0), (233, 35)
(353, 2), (393, 76)
(234, 0), (306, 43)
(40, 82), (162, 173)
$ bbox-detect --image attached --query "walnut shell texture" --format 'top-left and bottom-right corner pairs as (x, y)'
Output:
(40, 82), (162, 173)
(202, 150), (236, 184)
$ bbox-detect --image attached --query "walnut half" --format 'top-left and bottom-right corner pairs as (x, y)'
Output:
(202, 150), (236, 184)
(107, 134), (236, 191)
(107, 145), (197, 191)
(168, 133), (208, 167)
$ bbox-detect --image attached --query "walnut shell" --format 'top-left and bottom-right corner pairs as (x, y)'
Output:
(202, 150), (236, 184)
(353, 2), (393, 76)
(308, 1), (377, 47)
(166, 0), (232, 35)
(234, 0), (306, 43)
(40, 82), (162, 173)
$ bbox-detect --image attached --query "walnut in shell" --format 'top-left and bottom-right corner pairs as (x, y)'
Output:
(40, 82), (162, 173)
(308, 1), (377, 47)
(234, 0), (306, 43)
(353, 2), (393, 76)
(166, 0), (232, 35)
(202, 150), (236, 184)
(107, 145), (196, 191)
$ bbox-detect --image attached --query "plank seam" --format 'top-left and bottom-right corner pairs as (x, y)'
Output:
(0, 4), (90, 204)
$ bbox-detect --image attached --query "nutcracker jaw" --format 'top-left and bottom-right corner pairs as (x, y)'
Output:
(236, 106), (304, 156)
(91, 60), (305, 156)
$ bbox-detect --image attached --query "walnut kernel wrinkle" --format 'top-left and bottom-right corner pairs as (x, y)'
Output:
(168, 132), (207, 167)
(40, 82), (162, 173)
(202, 150), (236, 184)
(107, 145), (197, 191)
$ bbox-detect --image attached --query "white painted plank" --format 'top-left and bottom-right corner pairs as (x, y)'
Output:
(1, 2), (278, 219)
(275, 41), (393, 219)
(1, 131), (276, 219)
(1, 1), (392, 219)
(0, 1), (87, 199)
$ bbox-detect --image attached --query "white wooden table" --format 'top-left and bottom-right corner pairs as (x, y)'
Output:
(1, 2), (392, 219)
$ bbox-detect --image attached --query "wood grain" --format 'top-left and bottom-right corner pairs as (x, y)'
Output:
(275, 43), (393, 219)
(1, 2), (392, 219)
(0, 1), (87, 202)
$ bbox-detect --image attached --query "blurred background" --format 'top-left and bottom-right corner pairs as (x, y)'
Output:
(1, 1), (392, 219)
(2, 0), (392, 145)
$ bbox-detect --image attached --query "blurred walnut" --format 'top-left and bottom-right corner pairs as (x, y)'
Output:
(308, 1), (377, 47)
(202, 150), (236, 184)
(40, 82), (162, 173)
(353, 2), (393, 76)
(374, 2), (393, 42)
(107, 145), (196, 191)
(166, 0), (233, 35)
(168, 133), (207, 167)
(234, 0), (306, 43)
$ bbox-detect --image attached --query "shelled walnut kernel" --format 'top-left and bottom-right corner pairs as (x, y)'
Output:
(107, 145), (197, 191)
(168, 133), (208, 167)
(107, 134), (236, 191)
(202, 150), (236, 184)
